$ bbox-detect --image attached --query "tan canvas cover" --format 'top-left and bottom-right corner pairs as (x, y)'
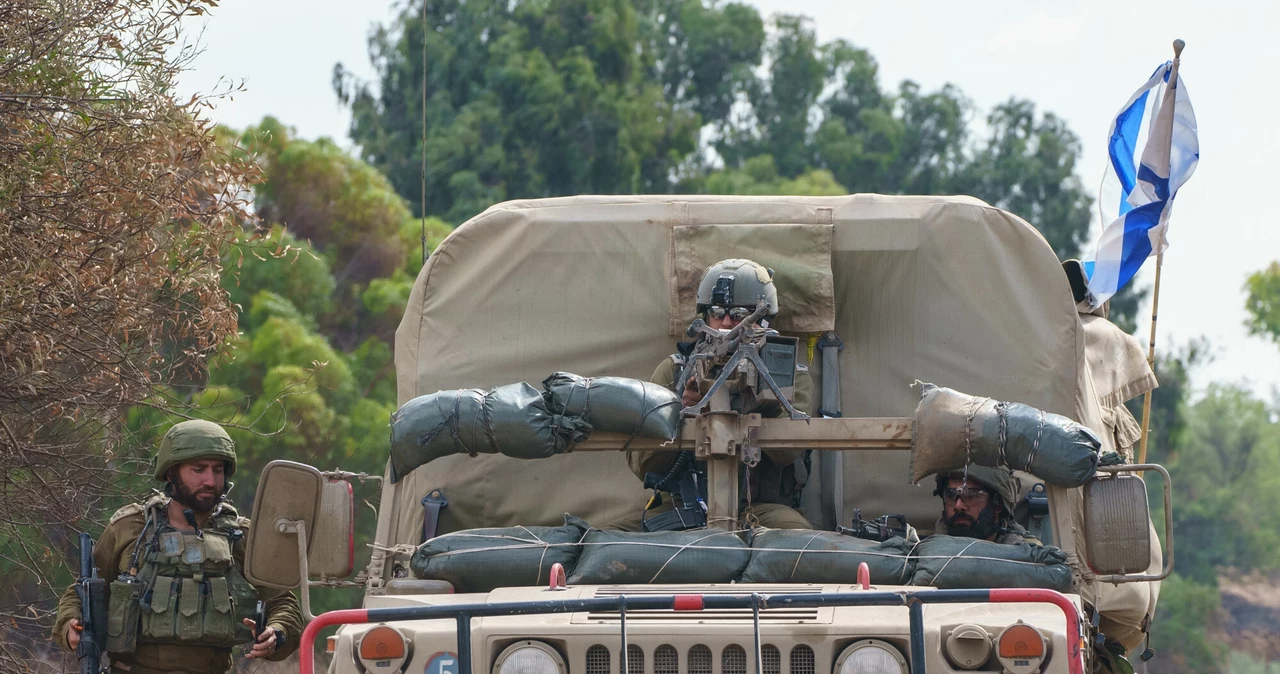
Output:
(392, 193), (1157, 644)
(394, 193), (1080, 537)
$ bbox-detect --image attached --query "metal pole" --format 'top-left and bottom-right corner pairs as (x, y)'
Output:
(1137, 38), (1186, 467)
(619, 596), (628, 674)
(908, 600), (927, 674)
(456, 613), (472, 674)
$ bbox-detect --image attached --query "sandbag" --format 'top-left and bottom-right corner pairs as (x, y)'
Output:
(910, 535), (1073, 591)
(740, 530), (913, 584)
(543, 372), (682, 441)
(390, 382), (590, 481)
(911, 383), (1100, 488)
(568, 529), (750, 584)
(410, 516), (588, 592)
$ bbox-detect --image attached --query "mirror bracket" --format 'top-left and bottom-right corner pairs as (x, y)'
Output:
(275, 518), (317, 622)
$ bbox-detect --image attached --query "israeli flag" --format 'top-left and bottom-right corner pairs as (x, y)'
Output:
(1083, 60), (1199, 308)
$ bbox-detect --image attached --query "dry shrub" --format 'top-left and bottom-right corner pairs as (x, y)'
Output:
(0, 0), (257, 667)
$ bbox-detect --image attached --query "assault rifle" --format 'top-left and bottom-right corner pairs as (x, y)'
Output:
(675, 299), (808, 420)
(75, 533), (107, 674)
(837, 509), (909, 543)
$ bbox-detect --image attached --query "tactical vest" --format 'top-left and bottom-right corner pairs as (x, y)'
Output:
(105, 499), (258, 653)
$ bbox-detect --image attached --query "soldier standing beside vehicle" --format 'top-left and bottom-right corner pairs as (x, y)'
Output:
(626, 258), (814, 530)
(52, 420), (302, 674)
(933, 464), (1039, 545)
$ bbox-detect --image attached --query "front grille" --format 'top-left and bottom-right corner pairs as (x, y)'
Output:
(655, 645), (679, 674)
(722, 645), (747, 674)
(790, 645), (815, 674)
(690, 644), (713, 674)
(762, 645), (781, 674)
(587, 645), (611, 674)
(586, 642), (818, 674)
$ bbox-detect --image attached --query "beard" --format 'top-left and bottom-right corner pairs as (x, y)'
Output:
(171, 476), (222, 514)
(945, 503), (1001, 540)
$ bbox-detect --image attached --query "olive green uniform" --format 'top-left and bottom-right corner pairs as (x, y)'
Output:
(618, 356), (814, 531)
(53, 498), (302, 674)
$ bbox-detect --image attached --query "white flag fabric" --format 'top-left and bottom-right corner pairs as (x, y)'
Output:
(1083, 61), (1199, 308)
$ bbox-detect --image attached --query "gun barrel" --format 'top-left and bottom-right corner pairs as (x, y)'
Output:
(79, 532), (93, 579)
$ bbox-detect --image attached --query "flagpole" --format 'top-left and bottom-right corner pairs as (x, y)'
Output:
(1137, 39), (1185, 466)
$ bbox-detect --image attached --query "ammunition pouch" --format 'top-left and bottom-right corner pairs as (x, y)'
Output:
(105, 579), (142, 654)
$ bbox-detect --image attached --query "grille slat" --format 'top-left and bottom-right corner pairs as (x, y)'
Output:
(789, 645), (815, 674)
(587, 645), (612, 674)
(655, 645), (679, 674)
(762, 645), (781, 674)
(722, 645), (747, 674)
(626, 645), (644, 674)
(689, 645), (712, 674)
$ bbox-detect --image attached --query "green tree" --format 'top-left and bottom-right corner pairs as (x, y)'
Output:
(1245, 262), (1280, 343)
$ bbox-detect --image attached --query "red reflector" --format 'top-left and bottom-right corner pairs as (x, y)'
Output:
(359, 625), (406, 660)
(673, 595), (704, 611)
(998, 624), (1045, 659)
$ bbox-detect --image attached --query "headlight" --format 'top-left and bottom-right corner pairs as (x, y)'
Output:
(494, 640), (567, 674)
(835, 639), (908, 674)
(356, 624), (412, 674)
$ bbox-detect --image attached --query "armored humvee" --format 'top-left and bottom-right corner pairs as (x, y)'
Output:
(244, 194), (1171, 674)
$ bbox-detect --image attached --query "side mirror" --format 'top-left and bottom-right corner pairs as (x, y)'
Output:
(245, 460), (323, 589)
(308, 478), (356, 580)
(1082, 464), (1173, 582)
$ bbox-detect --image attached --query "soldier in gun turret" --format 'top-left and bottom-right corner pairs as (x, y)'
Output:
(933, 464), (1039, 545)
(624, 258), (814, 530)
(53, 420), (302, 674)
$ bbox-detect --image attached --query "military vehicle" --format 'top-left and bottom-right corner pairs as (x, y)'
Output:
(244, 194), (1172, 674)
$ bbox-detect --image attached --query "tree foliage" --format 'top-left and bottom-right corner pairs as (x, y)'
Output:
(0, 0), (256, 662)
(1245, 262), (1280, 344)
(336, 2), (1095, 261)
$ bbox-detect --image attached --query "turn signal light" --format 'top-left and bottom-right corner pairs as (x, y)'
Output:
(997, 624), (1044, 659)
(357, 624), (411, 673)
(995, 622), (1048, 674)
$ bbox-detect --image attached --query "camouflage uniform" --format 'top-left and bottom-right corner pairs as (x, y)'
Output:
(52, 421), (302, 673)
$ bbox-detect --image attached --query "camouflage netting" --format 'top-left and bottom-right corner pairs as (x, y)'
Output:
(910, 535), (1073, 591)
(568, 529), (750, 584)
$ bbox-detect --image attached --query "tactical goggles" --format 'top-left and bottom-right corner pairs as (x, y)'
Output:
(708, 305), (753, 321)
(941, 486), (990, 505)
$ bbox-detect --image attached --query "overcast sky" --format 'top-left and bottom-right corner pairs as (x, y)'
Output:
(179, 0), (1280, 399)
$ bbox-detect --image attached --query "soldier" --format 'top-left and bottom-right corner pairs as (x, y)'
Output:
(626, 258), (814, 530)
(933, 464), (1038, 545)
(52, 420), (302, 673)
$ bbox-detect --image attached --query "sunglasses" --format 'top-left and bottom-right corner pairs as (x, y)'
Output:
(942, 487), (990, 505)
(708, 306), (753, 321)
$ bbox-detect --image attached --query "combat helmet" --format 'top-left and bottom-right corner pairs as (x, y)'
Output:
(153, 419), (237, 481)
(933, 464), (1020, 511)
(695, 259), (779, 317)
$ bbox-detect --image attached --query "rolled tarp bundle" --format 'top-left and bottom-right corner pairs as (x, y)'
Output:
(909, 535), (1074, 591)
(739, 530), (914, 584)
(542, 372), (682, 441)
(390, 374), (684, 481)
(390, 382), (590, 481)
(568, 529), (750, 585)
(911, 383), (1101, 488)
(410, 515), (589, 592)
